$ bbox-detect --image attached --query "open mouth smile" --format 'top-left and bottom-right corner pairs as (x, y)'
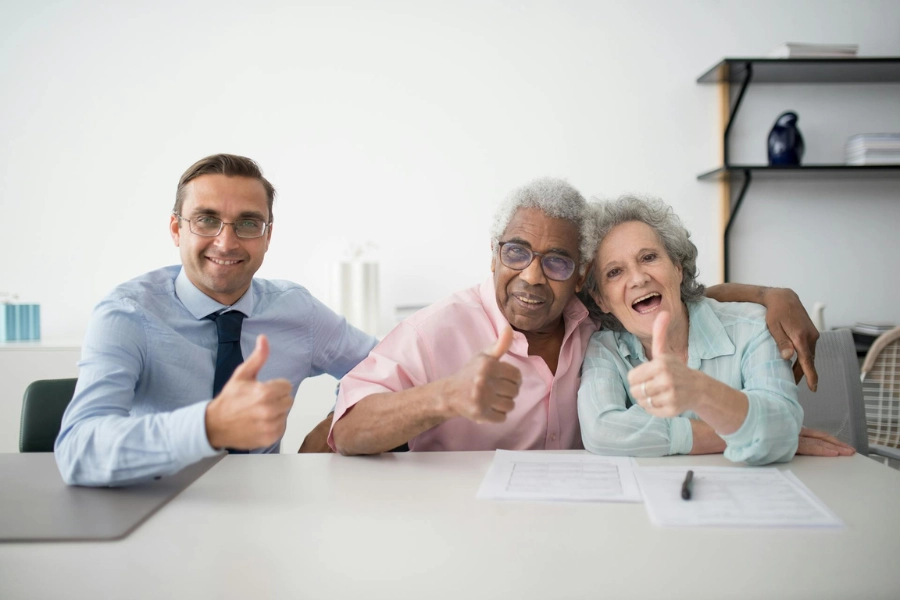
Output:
(631, 292), (662, 314)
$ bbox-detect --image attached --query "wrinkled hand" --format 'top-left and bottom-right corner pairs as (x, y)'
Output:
(761, 288), (819, 391)
(796, 426), (856, 457)
(445, 324), (522, 424)
(205, 335), (294, 450)
(627, 312), (702, 418)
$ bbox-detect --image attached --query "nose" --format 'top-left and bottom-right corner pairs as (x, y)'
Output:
(627, 265), (649, 287)
(519, 255), (548, 285)
(212, 224), (242, 251)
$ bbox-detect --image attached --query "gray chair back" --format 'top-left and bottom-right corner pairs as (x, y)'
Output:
(19, 378), (78, 452)
(796, 329), (869, 455)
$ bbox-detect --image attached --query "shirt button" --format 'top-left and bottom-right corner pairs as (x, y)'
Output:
(551, 435), (557, 441)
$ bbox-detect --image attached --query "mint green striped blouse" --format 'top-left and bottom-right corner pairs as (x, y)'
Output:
(577, 298), (803, 465)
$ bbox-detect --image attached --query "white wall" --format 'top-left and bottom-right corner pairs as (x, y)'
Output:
(2, 2), (898, 340)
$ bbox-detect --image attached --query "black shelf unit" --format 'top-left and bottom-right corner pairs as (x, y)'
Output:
(698, 164), (900, 181)
(696, 57), (900, 282)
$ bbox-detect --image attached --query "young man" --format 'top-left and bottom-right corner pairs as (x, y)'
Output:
(56, 154), (378, 486)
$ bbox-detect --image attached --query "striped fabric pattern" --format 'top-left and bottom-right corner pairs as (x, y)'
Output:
(862, 328), (900, 448)
(578, 298), (802, 465)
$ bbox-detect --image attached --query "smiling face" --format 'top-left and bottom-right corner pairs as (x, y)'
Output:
(169, 174), (272, 306)
(491, 207), (585, 336)
(592, 220), (684, 342)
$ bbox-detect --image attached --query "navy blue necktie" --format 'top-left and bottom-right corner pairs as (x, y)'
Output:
(208, 310), (247, 454)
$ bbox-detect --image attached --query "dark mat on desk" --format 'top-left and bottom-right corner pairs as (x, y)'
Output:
(0, 453), (224, 542)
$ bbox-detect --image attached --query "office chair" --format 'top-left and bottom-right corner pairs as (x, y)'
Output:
(19, 378), (78, 452)
(796, 329), (900, 461)
(860, 327), (900, 457)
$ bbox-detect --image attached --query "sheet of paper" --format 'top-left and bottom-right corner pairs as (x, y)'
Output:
(476, 450), (642, 502)
(635, 466), (843, 528)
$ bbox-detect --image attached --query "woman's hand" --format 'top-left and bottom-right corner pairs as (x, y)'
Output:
(628, 312), (749, 435)
(627, 312), (706, 417)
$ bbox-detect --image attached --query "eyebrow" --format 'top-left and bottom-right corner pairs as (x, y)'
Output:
(189, 207), (268, 221)
(599, 247), (659, 271)
(503, 237), (576, 259)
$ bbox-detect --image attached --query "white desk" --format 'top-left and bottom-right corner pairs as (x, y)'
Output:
(2, 451), (899, 599)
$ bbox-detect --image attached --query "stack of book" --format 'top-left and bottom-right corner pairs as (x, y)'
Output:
(853, 322), (897, 337)
(767, 43), (858, 58)
(846, 134), (900, 165)
(851, 322), (897, 350)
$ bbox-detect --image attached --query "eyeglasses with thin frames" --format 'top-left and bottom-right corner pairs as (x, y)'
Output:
(174, 213), (270, 239)
(496, 241), (577, 281)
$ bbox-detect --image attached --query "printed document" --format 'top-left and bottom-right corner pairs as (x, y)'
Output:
(636, 467), (843, 528)
(476, 450), (642, 502)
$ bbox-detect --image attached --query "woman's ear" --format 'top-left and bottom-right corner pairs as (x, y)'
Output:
(590, 288), (611, 314)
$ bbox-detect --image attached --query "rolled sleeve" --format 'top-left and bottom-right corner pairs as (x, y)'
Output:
(719, 328), (802, 465)
(328, 322), (431, 450)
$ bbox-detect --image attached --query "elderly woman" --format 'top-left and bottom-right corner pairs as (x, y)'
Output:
(577, 195), (804, 465)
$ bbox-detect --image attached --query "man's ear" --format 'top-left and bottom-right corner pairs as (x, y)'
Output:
(574, 261), (591, 293)
(264, 223), (273, 252)
(170, 214), (181, 247)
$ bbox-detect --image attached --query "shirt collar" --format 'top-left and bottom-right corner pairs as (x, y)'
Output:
(174, 267), (256, 320)
(477, 277), (590, 354)
(613, 298), (735, 366)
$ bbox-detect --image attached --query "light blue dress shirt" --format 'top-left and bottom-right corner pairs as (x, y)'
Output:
(578, 298), (802, 466)
(55, 266), (378, 486)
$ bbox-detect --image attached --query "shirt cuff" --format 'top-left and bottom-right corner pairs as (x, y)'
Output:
(668, 416), (694, 455)
(170, 400), (221, 464)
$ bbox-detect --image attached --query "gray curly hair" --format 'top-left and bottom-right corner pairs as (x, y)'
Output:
(579, 195), (706, 330)
(490, 177), (595, 275)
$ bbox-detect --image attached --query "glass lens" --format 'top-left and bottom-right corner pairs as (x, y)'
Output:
(191, 216), (223, 236)
(500, 243), (533, 268)
(234, 219), (265, 238)
(540, 255), (576, 281)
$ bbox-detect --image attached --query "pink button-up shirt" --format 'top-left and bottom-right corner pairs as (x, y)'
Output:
(330, 279), (598, 451)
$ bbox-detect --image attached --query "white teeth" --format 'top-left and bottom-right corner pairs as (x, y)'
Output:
(517, 296), (542, 305)
(631, 292), (660, 306)
(209, 258), (240, 265)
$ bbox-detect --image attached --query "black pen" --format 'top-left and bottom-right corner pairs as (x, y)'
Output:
(681, 470), (694, 501)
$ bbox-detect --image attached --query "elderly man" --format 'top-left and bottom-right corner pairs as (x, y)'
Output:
(330, 178), (832, 455)
(56, 154), (377, 486)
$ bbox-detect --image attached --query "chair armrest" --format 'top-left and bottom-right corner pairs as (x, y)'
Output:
(869, 444), (900, 462)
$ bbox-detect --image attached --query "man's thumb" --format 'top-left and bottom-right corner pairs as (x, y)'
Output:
(651, 311), (670, 359)
(233, 334), (269, 381)
(485, 323), (514, 359)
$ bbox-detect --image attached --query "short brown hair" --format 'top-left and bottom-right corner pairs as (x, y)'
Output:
(174, 154), (276, 221)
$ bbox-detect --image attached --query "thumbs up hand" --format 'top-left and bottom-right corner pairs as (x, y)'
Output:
(205, 335), (295, 450)
(626, 312), (701, 418)
(443, 323), (522, 424)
